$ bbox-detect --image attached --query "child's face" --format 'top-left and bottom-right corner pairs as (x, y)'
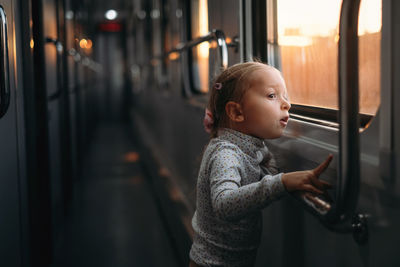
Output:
(240, 67), (291, 139)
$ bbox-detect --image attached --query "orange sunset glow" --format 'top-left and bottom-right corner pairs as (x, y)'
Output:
(277, 0), (381, 115)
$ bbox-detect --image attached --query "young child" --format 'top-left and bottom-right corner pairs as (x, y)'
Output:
(189, 62), (332, 267)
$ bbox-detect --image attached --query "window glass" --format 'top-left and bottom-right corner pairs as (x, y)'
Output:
(358, 0), (381, 115)
(191, 0), (209, 93)
(151, 2), (163, 79)
(272, 0), (381, 116)
(151, 0), (170, 90)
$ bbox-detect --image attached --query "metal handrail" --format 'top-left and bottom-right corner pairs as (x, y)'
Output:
(159, 29), (229, 70)
(293, 0), (360, 222)
(333, 0), (361, 224)
(0, 6), (10, 118)
(304, 0), (362, 228)
(295, 0), (365, 240)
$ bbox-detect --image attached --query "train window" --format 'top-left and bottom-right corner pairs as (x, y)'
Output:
(268, 0), (381, 122)
(164, 1), (184, 91)
(358, 0), (381, 115)
(168, 1), (185, 50)
(190, 0), (209, 93)
(151, 0), (169, 90)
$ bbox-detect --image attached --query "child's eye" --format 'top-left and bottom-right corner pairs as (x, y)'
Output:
(268, 93), (277, 99)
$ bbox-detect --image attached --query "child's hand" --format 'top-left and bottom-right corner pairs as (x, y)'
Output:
(281, 154), (333, 194)
(301, 191), (332, 213)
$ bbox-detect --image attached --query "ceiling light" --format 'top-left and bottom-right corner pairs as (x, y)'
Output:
(105, 9), (118, 20)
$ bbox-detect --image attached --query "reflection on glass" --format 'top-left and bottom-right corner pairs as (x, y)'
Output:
(275, 0), (381, 115)
(358, 0), (381, 115)
(191, 0), (209, 93)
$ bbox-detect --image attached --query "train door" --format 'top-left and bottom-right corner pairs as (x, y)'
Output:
(0, 1), (24, 265)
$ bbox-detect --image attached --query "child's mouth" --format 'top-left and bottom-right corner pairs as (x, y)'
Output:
(280, 116), (289, 126)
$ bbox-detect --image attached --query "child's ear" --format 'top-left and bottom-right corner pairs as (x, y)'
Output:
(225, 101), (244, 122)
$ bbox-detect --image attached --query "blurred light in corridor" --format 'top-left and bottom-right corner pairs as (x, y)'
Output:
(168, 52), (180, 60)
(98, 22), (123, 32)
(65, 10), (74, 20)
(105, 9), (118, 20)
(85, 39), (93, 49)
(158, 167), (171, 178)
(79, 39), (87, 49)
(123, 152), (140, 163)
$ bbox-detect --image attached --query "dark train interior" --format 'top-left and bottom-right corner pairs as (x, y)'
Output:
(1, 0), (399, 266)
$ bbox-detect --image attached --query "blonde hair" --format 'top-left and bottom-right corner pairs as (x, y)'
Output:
(207, 61), (274, 138)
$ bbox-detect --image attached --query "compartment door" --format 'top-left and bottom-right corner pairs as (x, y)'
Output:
(0, 1), (23, 265)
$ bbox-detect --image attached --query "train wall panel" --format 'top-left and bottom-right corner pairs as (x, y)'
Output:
(131, 82), (208, 208)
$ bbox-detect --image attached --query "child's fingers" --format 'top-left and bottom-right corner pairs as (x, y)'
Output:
(302, 184), (323, 195)
(320, 180), (333, 189)
(303, 193), (331, 211)
(310, 176), (325, 190)
(310, 176), (332, 190)
(313, 154), (333, 177)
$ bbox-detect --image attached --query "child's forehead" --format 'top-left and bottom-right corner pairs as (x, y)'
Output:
(248, 67), (284, 87)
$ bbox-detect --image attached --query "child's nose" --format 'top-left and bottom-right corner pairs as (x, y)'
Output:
(282, 99), (291, 110)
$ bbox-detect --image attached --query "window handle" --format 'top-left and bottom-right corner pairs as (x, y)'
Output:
(297, 0), (368, 244)
(45, 37), (63, 53)
(45, 37), (64, 101)
(152, 29), (229, 96)
(168, 29), (228, 70)
(182, 29), (228, 96)
(335, 0), (361, 224)
(0, 6), (10, 118)
(68, 48), (81, 62)
(315, 0), (368, 243)
(302, 0), (361, 222)
(67, 48), (102, 73)
(291, 0), (361, 220)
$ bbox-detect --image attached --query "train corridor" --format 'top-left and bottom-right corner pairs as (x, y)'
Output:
(53, 121), (183, 267)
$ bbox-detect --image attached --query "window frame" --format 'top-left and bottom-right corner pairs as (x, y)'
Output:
(290, 104), (373, 128)
(186, 0), (210, 95)
(257, 0), (377, 129)
(149, 0), (170, 92)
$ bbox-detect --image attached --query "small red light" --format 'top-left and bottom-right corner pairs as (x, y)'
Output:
(98, 22), (123, 32)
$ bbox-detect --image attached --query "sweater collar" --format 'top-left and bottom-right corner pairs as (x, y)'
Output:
(217, 128), (267, 157)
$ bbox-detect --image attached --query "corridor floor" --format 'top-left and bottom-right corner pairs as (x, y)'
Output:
(54, 122), (180, 267)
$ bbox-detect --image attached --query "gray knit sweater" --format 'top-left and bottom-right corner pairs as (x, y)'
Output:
(189, 129), (287, 267)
